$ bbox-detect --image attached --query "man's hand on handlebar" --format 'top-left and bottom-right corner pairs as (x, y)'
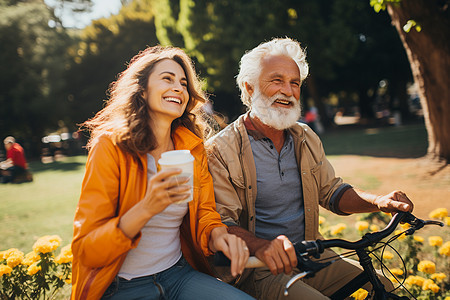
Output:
(254, 235), (297, 275)
(373, 190), (414, 214)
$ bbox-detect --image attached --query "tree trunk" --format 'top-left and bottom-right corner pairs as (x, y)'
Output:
(387, 0), (450, 163)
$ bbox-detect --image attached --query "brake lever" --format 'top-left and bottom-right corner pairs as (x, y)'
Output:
(424, 220), (445, 227)
(284, 256), (333, 296)
(284, 272), (308, 296)
(404, 216), (444, 235)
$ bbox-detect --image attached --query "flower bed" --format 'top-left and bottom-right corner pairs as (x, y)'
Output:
(0, 235), (72, 299)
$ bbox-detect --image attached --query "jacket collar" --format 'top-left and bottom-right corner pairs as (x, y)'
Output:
(172, 126), (203, 151)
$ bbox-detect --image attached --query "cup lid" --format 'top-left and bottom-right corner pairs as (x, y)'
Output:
(161, 150), (192, 158)
(158, 150), (194, 165)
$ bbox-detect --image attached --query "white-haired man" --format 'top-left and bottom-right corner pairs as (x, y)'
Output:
(206, 37), (414, 299)
(1, 136), (30, 183)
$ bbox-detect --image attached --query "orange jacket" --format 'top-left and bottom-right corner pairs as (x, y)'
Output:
(71, 126), (226, 299)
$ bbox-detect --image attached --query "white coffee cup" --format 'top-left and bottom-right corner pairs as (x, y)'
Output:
(158, 150), (194, 203)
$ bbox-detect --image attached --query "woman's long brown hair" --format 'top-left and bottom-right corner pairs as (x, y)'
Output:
(81, 46), (207, 167)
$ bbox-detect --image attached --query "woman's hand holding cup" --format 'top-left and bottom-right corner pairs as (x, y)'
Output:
(142, 168), (191, 215)
(158, 150), (195, 203)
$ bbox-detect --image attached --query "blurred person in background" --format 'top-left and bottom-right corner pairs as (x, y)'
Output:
(1, 136), (32, 183)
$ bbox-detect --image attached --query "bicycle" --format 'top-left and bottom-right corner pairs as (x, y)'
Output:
(215, 211), (444, 299)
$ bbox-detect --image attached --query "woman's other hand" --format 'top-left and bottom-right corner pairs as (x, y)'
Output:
(209, 227), (250, 277)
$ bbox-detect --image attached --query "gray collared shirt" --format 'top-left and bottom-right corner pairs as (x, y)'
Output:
(248, 131), (305, 244)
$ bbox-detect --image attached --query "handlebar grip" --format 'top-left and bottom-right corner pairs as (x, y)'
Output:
(213, 251), (265, 268)
(213, 251), (230, 266)
(294, 240), (323, 257)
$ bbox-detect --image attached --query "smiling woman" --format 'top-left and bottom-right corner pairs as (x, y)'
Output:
(71, 46), (254, 300)
(145, 59), (190, 124)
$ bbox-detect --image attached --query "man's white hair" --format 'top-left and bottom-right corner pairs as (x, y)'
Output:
(236, 37), (309, 108)
(3, 136), (15, 144)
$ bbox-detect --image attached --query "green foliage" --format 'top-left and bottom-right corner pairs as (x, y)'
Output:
(369, 0), (402, 12)
(403, 20), (422, 32)
(63, 0), (160, 125)
(369, 0), (422, 33)
(0, 1), (72, 156)
(147, 0), (411, 121)
(0, 0), (417, 150)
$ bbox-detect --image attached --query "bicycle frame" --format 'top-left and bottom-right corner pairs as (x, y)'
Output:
(214, 212), (444, 300)
(330, 248), (407, 300)
(304, 212), (443, 300)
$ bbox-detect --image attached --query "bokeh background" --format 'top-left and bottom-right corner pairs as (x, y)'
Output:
(1, 2), (449, 298)
(1, 0), (448, 164)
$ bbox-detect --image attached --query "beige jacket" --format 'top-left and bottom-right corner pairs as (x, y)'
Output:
(206, 113), (350, 242)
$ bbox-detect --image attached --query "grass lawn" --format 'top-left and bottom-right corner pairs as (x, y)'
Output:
(0, 121), (447, 254)
(1, 121), (449, 299)
(0, 156), (86, 252)
(321, 122), (428, 158)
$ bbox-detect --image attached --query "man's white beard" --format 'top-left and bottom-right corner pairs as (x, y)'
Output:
(250, 88), (301, 130)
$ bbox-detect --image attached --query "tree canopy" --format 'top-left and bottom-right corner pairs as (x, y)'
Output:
(0, 0), (71, 155)
(5, 0), (444, 160)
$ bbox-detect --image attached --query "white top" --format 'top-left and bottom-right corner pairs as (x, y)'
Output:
(118, 154), (188, 280)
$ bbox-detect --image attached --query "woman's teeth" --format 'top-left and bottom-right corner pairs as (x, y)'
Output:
(164, 97), (181, 104)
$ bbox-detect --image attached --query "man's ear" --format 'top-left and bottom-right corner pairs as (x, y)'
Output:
(244, 82), (254, 97)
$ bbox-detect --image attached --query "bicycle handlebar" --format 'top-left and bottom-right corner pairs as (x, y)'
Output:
(214, 212), (444, 297)
(294, 211), (444, 257)
(214, 212), (443, 269)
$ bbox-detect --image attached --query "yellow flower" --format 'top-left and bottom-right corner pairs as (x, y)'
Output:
(430, 273), (446, 282)
(351, 288), (368, 300)
(319, 216), (326, 225)
(65, 273), (72, 284)
(394, 230), (406, 240)
(405, 275), (425, 286)
(0, 248), (21, 260)
(0, 265), (13, 277)
(330, 223), (347, 235)
(444, 217), (450, 226)
(22, 251), (41, 266)
(429, 208), (448, 219)
(27, 262), (41, 275)
(6, 249), (24, 268)
(369, 224), (379, 232)
(417, 260), (436, 274)
(413, 236), (424, 243)
(438, 241), (450, 256)
(382, 251), (394, 260)
(400, 223), (410, 230)
(55, 245), (73, 264)
(355, 221), (369, 232)
(422, 279), (440, 293)
(428, 236), (443, 247)
(390, 268), (403, 276)
(32, 235), (62, 254)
